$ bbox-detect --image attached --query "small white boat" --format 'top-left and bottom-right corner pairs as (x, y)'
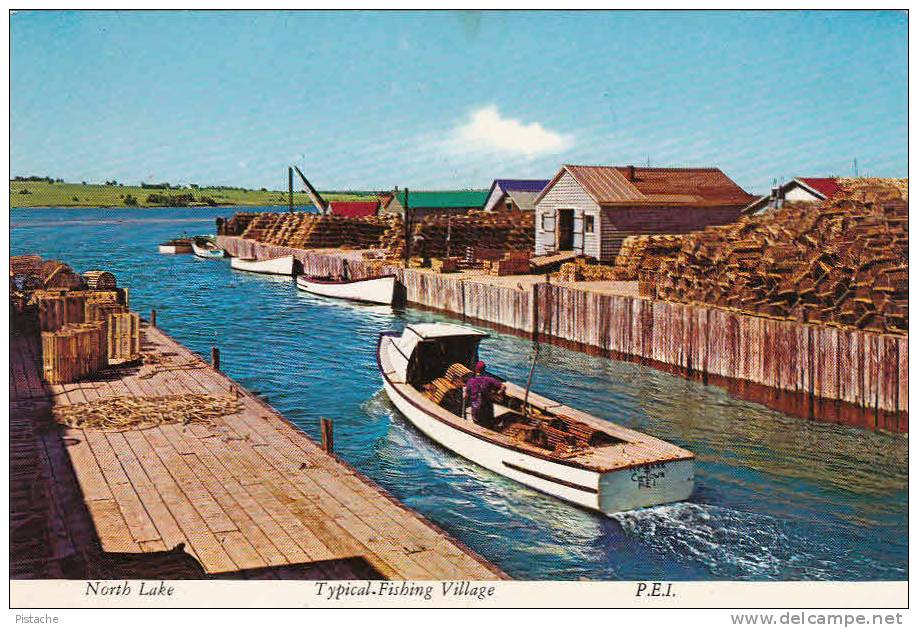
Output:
(377, 323), (695, 515)
(191, 237), (225, 259)
(158, 238), (193, 254)
(296, 273), (396, 305)
(230, 254), (295, 276)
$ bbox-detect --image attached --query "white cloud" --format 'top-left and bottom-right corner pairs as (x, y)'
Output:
(443, 105), (574, 158)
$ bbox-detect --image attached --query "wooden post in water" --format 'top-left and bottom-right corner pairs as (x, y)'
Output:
(211, 346), (220, 371)
(288, 167), (294, 213)
(320, 418), (334, 453)
(531, 282), (539, 342)
(150, 308), (157, 328)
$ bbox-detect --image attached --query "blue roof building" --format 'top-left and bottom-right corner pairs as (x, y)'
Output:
(482, 179), (550, 212)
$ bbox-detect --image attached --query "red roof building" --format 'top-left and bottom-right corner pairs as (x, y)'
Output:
(534, 164), (755, 261)
(328, 200), (380, 218)
(742, 177), (842, 215)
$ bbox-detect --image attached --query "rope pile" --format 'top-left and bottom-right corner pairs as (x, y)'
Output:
(138, 351), (208, 379)
(53, 394), (242, 432)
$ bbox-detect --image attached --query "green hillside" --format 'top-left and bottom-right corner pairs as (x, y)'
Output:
(10, 180), (373, 208)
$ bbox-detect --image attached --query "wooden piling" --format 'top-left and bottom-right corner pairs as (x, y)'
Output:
(320, 418), (334, 453)
(150, 308), (157, 328)
(211, 346), (220, 370)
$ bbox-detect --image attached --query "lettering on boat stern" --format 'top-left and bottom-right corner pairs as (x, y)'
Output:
(631, 463), (666, 489)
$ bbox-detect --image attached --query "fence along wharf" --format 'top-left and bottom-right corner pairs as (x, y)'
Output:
(10, 255), (505, 580)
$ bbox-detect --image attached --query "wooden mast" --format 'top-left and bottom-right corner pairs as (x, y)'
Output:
(293, 165), (328, 214)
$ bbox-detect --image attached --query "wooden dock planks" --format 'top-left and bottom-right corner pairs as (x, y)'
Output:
(10, 324), (504, 580)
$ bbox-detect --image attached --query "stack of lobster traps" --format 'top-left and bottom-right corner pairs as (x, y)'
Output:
(651, 178), (908, 335)
(11, 255), (143, 383)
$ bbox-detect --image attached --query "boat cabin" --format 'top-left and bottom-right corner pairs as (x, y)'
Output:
(389, 323), (487, 386)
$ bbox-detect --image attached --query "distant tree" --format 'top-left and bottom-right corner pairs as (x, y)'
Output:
(260, 187), (267, 192)
(124, 194), (138, 206)
(19, 188), (31, 194)
(81, 181), (86, 185)
(72, 197), (79, 202)
(200, 196), (218, 206)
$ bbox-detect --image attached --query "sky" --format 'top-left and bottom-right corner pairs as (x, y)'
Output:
(10, 10), (908, 194)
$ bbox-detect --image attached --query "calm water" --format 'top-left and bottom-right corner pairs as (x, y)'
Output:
(11, 207), (908, 581)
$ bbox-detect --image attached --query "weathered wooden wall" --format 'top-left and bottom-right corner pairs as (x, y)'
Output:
(216, 237), (908, 431)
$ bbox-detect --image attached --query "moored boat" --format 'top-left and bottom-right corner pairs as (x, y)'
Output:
(158, 238), (193, 254)
(377, 323), (695, 515)
(296, 273), (395, 305)
(191, 236), (225, 258)
(230, 254), (295, 276)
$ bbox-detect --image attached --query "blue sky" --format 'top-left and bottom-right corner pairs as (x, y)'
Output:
(11, 10), (907, 194)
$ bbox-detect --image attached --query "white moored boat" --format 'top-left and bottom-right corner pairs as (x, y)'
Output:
(191, 237), (225, 259)
(296, 274), (396, 305)
(377, 323), (695, 515)
(230, 254), (295, 276)
(158, 238), (193, 254)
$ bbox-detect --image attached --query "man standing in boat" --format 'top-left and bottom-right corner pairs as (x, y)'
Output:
(463, 361), (505, 428)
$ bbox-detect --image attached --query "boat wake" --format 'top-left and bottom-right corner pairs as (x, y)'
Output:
(611, 502), (845, 580)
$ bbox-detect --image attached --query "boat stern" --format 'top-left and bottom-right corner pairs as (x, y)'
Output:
(598, 458), (695, 515)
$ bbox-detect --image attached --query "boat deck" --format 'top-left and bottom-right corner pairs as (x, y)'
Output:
(9, 323), (505, 580)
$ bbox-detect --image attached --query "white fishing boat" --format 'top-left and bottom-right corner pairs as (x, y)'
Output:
(230, 254), (295, 276)
(296, 273), (396, 305)
(377, 323), (695, 515)
(191, 237), (225, 259)
(158, 238), (193, 254)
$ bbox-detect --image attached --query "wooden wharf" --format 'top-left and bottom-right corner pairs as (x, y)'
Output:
(9, 323), (505, 581)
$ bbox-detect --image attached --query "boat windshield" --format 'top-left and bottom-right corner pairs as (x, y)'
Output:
(407, 338), (480, 387)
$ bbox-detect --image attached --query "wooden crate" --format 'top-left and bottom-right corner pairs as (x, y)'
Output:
(41, 322), (106, 384)
(431, 257), (460, 273)
(35, 294), (85, 331)
(107, 311), (141, 364)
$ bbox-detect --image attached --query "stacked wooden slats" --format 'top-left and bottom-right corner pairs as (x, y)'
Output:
(239, 212), (393, 250)
(10, 254), (43, 276)
(556, 259), (620, 282)
(652, 179), (909, 335)
(483, 256), (531, 276)
(219, 212), (259, 236)
(82, 270), (117, 290)
(107, 311), (141, 364)
(38, 260), (85, 290)
(431, 257), (460, 273)
(610, 234), (685, 280)
(32, 290), (119, 332)
(41, 321), (106, 384)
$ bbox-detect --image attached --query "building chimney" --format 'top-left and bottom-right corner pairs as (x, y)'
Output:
(627, 165), (636, 181)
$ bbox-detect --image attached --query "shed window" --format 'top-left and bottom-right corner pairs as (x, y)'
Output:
(584, 215), (595, 233)
(541, 213), (547, 230)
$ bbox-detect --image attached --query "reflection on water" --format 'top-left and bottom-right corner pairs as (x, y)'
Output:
(11, 207), (908, 581)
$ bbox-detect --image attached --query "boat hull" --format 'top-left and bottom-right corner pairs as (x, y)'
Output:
(158, 244), (192, 254)
(378, 335), (694, 515)
(230, 255), (295, 276)
(297, 275), (395, 305)
(191, 242), (225, 258)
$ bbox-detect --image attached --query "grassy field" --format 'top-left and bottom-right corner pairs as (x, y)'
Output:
(9, 180), (374, 208)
